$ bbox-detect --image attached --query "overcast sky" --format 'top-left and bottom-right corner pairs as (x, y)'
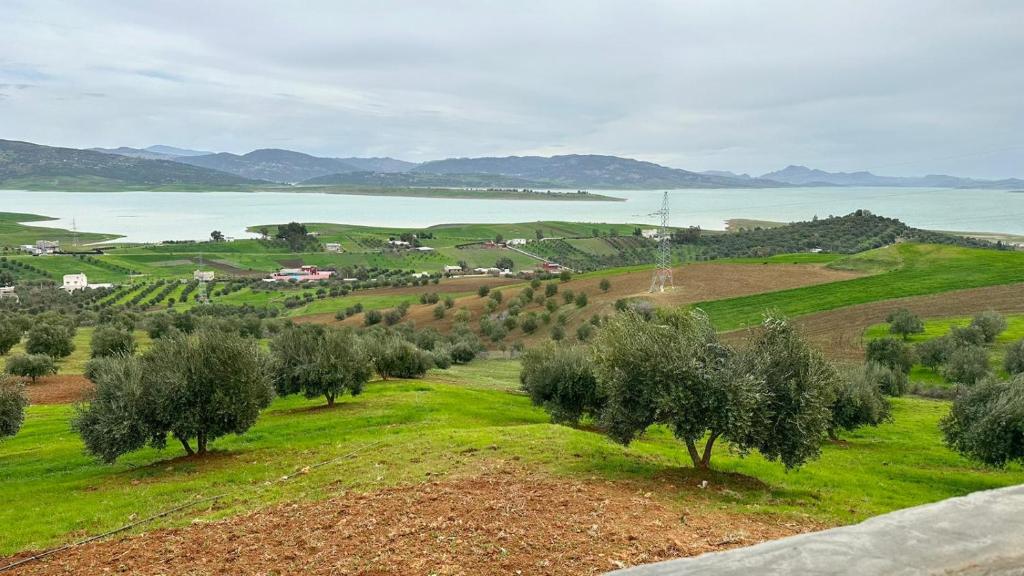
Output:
(0, 1), (1021, 177)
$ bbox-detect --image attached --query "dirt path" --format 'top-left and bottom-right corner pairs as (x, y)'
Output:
(7, 468), (820, 575)
(762, 283), (1024, 360)
(21, 375), (93, 405)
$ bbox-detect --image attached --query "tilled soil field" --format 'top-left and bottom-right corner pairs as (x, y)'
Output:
(20, 375), (93, 405)
(6, 469), (820, 575)
(776, 282), (1024, 360)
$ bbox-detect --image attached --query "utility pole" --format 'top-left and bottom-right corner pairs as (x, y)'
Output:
(649, 191), (674, 293)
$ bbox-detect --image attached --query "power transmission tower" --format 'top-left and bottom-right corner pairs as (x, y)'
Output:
(71, 217), (79, 249)
(649, 191), (673, 293)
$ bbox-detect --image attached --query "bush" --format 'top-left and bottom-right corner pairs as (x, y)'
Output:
(449, 340), (480, 364)
(561, 289), (575, 305)
(520, 344), (601, 425)
(520, 314), (539, 334)
(544, 283), (558, 297)
(72, 330), (274, 461)
(599, 278), (611, 293)
(864, 361), (909, 397)
(916, 336), (954, 368)
(271, 325), (371, 405)
(25, 322), (75, 359)
(0, 377), (28, 439)
(1004, 338), (1024, 375)
(550, 325), (565, 341)
(433, 303), (446, 319)
(559, 270), (572, 282)
(941, 375), (1024, 467)
(90, 325), (136, 358)
(574, 292), (588, 308)
(477, 285), (490, 298)
(949, 325), (986, 347)
(364, 309), (383, 326)
(887, 308), (923, 340)
(970, 311), (1007, 343)
(443, 296), (455, 309)
(942, 345), (990, 385)
(865, 337), (914, 375)
(5, 353), (56, 383)
(830, 364), (892, 437)
(575, 323), (593, 341)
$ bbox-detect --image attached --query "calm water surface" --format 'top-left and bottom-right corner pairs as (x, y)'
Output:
(1, 187), (1022, 243)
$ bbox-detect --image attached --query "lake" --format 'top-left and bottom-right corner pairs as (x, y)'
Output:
(1, 187), (1022, 243)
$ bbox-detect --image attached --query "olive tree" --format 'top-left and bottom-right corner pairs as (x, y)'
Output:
(271, 325), (371, 406)
(970, 311), (1007, 343)
(942, 345), (990, 385)
(25, 322), (75, 359)
(1003, 338), (1024, 375)
(829, 364), (891, 438)
(592, 309), (754, 469)
(0, 377), (28, 439)
(72, 330), (274, 462)
(865, 337), (914, 375)
(520, 344), (602, 425)
(90, 325), (136, 358)
(887, 308), (924, 340)
(6, 353), (56, 383)
(366, 332), (432, 380)
(941, 375), (1024, 467)
(0, 317), (22, 355)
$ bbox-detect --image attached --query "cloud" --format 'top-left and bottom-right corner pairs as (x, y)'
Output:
(0, 0), (1021, 178)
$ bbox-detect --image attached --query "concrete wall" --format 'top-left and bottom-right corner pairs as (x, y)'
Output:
(608, 484), (1024, 576)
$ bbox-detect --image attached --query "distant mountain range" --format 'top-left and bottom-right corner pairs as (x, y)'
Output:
(1, 139), (260, 189)
(4, 139), (1022, 191)
(760, 165), (1024, 189)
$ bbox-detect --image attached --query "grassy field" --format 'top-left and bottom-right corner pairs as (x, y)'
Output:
(1, 359), (1022, 556)
(698, 243), (1024, 330)
(0, 212), (121, 248)
(1, 328), (153, 375)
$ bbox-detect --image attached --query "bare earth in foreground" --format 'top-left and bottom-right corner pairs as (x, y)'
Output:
(21, 375), (93, 405)
(8, 469), (819, 575)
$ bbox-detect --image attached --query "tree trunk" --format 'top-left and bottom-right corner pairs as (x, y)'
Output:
(685, 440), (704, 469)
(176, 434), (195, 456)
(197, 431), (208, 454)
(700, 433), (720, 468)
(326, 392), (336, 406)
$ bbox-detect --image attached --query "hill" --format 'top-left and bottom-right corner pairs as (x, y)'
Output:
(336, 157), (417, 173)
(300, 171), (555, 188)
(172, 149), (362, 183)
(413, 154), (785, 189)
(0, 139), (261, 190)
(90, 144), (214, 160)
(762, 165), (1024, 189)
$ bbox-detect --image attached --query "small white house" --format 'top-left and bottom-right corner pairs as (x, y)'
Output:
(443, 265), (463, 274)
(641, 228), (660, 239)
(62, 273), (89, 292)
(507, 238), (528, 246)
(0, 286), (17, 301)
(194, 270), (215, 282)
(388, 240), (411, 248)
(325, 243), (342, 253)
(411, 272), (431, 279)
(415, 246), (435, 252)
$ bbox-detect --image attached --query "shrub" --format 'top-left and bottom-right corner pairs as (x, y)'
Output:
(544, 283), (558, 297)
(364, 309), (383, 326)
(520, 314), (539, 334)
(830, 364), (892, 437)
(562, 290), (575, 305)
(970, 311), (1007, 343)
(477, 285), (490, 298)
(916, 336), (954, 368)
(433, 303), (446, 319)
(864, 361), (909, 396)
(0, 377), (27, 439)
(550, 325), (565, 341)
(887, 308), (923, 340)
(941, 375), (1024, 467)
(453, 308), (471, 324)
(271, 325), (371, 406)
(942, 345), (990, 385)
(1004, 338), (1024, 375)
(25, 322), (75, 359)
(490, 290), (503, 304)
(72, 330), (274, 461)
(559, 270), (572, 282)
(599, 278), (611, 293)
(449, 340), (480, 364)
(443, 296), (455, 309)
(90, 325), (136, 358)
(574, 292), (588, 308)
(520, 344), (601, 425)
(575, 323), (593, 341)
(949, 325), (986, 347)
(865, 337), (914, 375)
(5, 353), (56, 383)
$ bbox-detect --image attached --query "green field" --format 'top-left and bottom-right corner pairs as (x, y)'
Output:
(2, 359), (1021, 555)
(699, 243), (1024, 330)
(0, 212), (121, 248)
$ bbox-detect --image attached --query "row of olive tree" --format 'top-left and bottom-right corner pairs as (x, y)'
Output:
(0, 377), (28, 441)
(521, 310), (890, 470)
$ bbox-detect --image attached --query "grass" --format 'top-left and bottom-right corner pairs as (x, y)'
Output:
(698, 243), (1024, 330)
(0, 212), (121, 248)
(1, 359), (1022, 555)
(1, 328), (153, 375)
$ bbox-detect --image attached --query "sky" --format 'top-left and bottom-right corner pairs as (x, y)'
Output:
(0, 0), (1021, 178)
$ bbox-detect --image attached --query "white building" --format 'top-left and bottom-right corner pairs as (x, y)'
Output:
(411, 272), (431, 279)
(325, 243), (342, 252)
(0, 286), (17, 301)
(415, 246), (435, 252)
(194, 270), (215, 282)
(443, 265), (463, 274)
(62, 273), (89, 291)
(507, 238), (528, 246)
(641, 229), (660, 239)
(388, 239), (411, 248)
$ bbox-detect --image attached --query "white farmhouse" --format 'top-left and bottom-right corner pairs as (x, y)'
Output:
(443, 265), (463, 274)
(641, 228), (660, 239)
(62, 273), (89, 292)
(507, 238), (528, 246)
(325, 243), (342, 252)
(194, 270), (215, 282)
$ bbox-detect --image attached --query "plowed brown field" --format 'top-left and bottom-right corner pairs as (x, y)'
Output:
(6, 468), (820, 576)
(20, 375), (93, 405)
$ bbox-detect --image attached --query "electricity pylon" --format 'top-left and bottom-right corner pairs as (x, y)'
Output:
(649, 191), (673, 293)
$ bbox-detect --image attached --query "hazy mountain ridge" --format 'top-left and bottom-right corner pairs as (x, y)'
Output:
(300, 171), (555, 188)
(0, 139), (260, 188)
(762, 165), (1024, 189)
(413, 154), (783, 189)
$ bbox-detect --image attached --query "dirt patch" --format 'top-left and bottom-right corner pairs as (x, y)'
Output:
(21, 375), (93, 405)
(759, 282), (1024, 360)
(7, 468), (820, 575)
